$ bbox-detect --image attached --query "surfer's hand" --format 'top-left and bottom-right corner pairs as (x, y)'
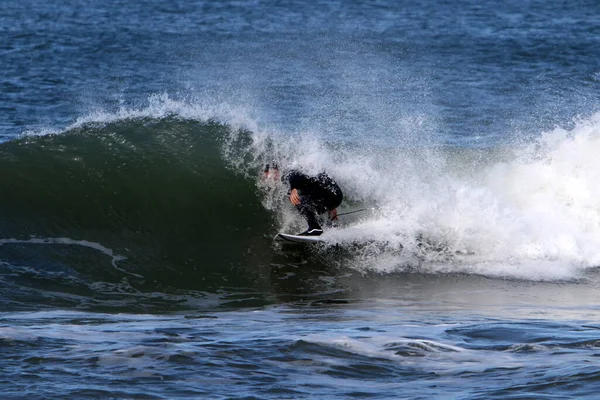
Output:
(326, 208), (339, 228)
(328, 208), (338, 221)
(289, 189), (301, 206)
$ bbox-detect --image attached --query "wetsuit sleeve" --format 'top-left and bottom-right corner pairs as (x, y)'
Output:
(287, 170), (311, 191)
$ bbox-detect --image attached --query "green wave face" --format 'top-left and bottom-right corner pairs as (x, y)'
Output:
(0, 118), (285, 309)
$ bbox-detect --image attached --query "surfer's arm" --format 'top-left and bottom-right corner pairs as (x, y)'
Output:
(287, 170), (310, 206)
(287, 170), (310, 191)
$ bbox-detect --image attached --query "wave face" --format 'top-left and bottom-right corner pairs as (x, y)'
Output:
(0, 117), (279, 310)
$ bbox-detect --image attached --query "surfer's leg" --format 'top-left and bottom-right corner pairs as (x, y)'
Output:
(295, 197), (324, 236)
(296, 202), (321, 230)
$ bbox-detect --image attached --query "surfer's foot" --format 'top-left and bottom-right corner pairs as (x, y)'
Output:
(299, 228), (323, 236)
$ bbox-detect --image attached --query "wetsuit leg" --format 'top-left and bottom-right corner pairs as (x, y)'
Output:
(295, 183), (342, 231)
(296, 200), (322, 230)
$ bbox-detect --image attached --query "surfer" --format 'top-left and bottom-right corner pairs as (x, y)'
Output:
(264, 164), (343, 236)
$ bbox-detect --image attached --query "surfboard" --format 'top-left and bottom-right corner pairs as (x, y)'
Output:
(275, 233), (325, 244)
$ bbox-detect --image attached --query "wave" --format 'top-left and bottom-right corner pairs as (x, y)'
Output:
(2, 96), (600, 306)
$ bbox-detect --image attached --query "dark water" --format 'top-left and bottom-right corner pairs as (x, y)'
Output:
(2, 0), (600, 398)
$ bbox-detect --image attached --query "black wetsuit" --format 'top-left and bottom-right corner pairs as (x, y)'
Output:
(285, 170), (343, 230)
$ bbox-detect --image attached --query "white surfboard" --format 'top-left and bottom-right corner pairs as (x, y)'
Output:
(275, 232), (325, 244)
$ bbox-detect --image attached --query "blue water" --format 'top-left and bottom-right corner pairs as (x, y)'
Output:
(4, 0), (598, 144)
(2, 0), (600, 398)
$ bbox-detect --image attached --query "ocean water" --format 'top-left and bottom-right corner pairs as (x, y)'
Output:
(2, 0), (600, 398)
